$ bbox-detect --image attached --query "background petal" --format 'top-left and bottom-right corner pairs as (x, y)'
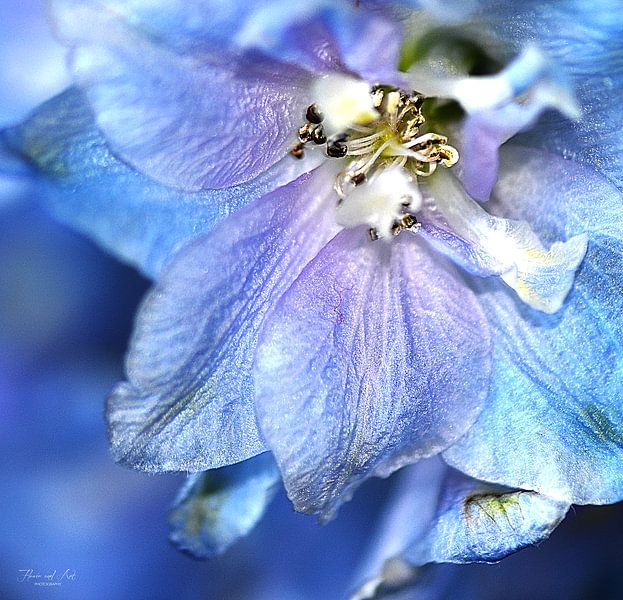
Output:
(169, 453), (281, 559)
(1, 88), (318, 278)
(107, 165), (340, 472)
(254, 229), (491, 520)
(444, 146), (623, 504)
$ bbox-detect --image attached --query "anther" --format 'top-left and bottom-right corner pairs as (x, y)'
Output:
(289, 144), (305, 159)
(311, 126), (327, 145)
(368, 228), (379, 241)
(298, 123), (313, 143)
(326, 135), (348, 158)
(350, 172), (366, 186)
(306, 103), (324, 124)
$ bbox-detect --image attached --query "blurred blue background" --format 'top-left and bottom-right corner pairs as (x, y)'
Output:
(2, 2), (623, 600)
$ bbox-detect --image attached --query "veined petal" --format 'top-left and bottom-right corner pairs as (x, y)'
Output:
(107, 164), (341, 472)
(444, 146), (623, 505)
(254, 229), (491, 520)
(404, 469), (569, 565)
(354, 459), (568, 598)
(235, 3), (406, 85)
(1, 88), (317, 278)
(52, 2), (313, 191)
(421, 169), (588, 314)
(169, 453), (280, 559)
(465, 0), (623, 189)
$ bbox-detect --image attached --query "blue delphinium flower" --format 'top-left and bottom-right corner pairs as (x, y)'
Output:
(2, 0), (623, 588)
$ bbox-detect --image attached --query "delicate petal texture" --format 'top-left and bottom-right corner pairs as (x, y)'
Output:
(107, 165), (341, 472)
(53, 1), (313, 191)
(254, 229), (491, 520)
(169, 453), (280, 558)
(235, 3), (405, 85)
(459, 101), (554, 202)
(404, 468), (569, 565)
(421, 169), (587, 313)
(1, 88), (317, 278)
(444, 146), (623, 504)
(467, 0), (623, 189)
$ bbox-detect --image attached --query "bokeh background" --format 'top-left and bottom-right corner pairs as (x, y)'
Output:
(2, 2), (623, 599)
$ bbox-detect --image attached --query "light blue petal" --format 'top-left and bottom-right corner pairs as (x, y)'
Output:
(458, 101), (553, 202)
(52, 1), (314, 191)
(237, 4), (405, 85)
(444, 145), (623, 504)
(353, 458), (568, 599)
(404, 469), (569, 566)
(107, 165), (340, 472)
(2, 88), (316, 278)
(169, 453), (280, 558)
(467, 0), (623, 189)
(352, 458), (447, 599)
(254, 229), (491, 520)
(421, 169), (588, 314)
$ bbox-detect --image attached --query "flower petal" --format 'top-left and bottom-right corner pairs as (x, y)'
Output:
(404, 469), (569, 566)
(236, 3), (405, 85)
(107, 165), (341, 472)
(353, 460), (569, 598)
(421, 169), (587, 314)
(467, 0), (623, 189)
(169, 453), (280, 559)
(409, 46), (577, 116)
(444, 146), (623, 505)
(52, 2), (314, 191)
(1, 88), (317, 278)
(254, 229), (491, 520)
(458, 100), (553, 202)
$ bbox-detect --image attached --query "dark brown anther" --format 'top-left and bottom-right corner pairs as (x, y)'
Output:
(311, 126), (327, 145)
(289, 144), (305, 159)
(306, 103), (324, 124)
(350, 172), (366, 186)
(298, 123), (313, 143)
(412, 93), (425, 110)
(401, 214), (416, 229)
(368, 228), (379, 241)
(326, 141), (348, 158)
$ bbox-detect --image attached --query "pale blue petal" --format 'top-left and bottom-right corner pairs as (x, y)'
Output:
(421, 169), (587, 314)
(169, 453), (280, 558)
(53, 2), (314, 191)
(352, 458), (447, 599)
(107, 165), (340, 472)
(2, 88), (316, 278)
(459, 101), (551, 202)
(404, 469), (569, 565)
(467, 0), (623, 189)
(254, 229), (491, 520)
(444, 146), (623, 504)
(238, 4), (405, 84)
(354, 458), (568, 598)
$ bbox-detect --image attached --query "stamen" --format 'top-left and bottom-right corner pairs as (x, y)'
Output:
(289, 83), (459, 240)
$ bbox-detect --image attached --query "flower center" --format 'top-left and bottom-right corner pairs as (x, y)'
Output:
(290, 79), (459, 240)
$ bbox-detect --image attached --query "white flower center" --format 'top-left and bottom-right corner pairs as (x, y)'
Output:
(290, 76), (458, 240)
